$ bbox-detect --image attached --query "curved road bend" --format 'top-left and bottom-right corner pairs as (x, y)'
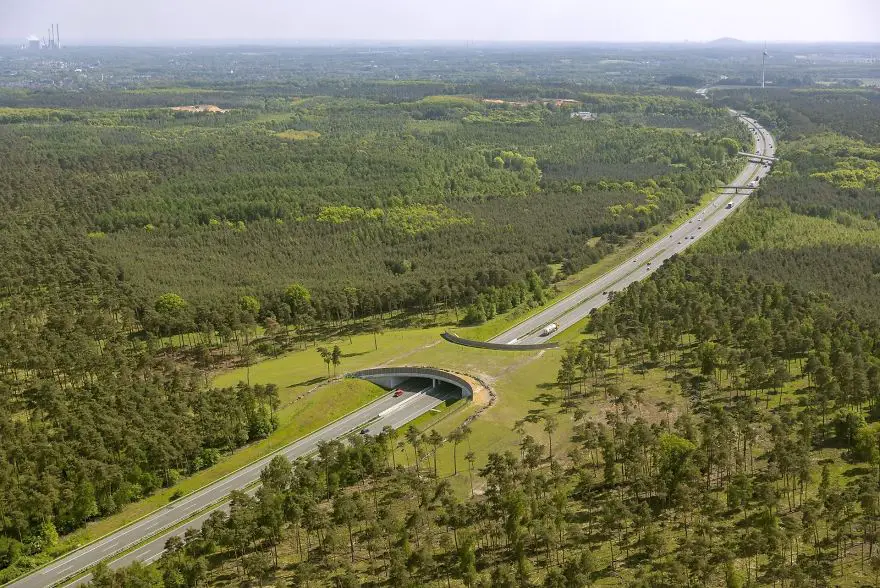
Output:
(492, 113), (774, 345)
(9, 379), (444, 588)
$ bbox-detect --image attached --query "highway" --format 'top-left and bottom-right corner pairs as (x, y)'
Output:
(10, 379), (447, 588)
(492, 112), (775, 345)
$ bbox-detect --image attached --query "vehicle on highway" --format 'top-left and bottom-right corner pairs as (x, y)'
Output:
(539, 323), (558, 336)
(726, 201), (734, 209)
(749, 180), (757, 188)
(393, 389), (404, 397)
(360, 428), (370, 435)
(507, 338), (518, 345)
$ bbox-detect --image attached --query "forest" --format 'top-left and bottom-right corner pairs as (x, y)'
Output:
(700, 87), (880, 319)
(2, 43), (880, 586)
(0, 75), (751, 582)
(0, 90), (748, 332)
(77, 81), (880, 588)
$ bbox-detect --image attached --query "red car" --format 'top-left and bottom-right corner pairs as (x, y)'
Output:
(393, 389), (404, 397)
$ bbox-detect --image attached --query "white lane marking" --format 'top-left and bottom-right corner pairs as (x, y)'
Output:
(377, 386), (433, 418)
(40, 540), (114, 574)
(386, 397), (445, 429)
(61, 576), (91, 588)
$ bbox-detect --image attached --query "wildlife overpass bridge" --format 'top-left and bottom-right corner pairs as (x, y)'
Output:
(737, 151), (777, 162)
(348, 367), (473, 398)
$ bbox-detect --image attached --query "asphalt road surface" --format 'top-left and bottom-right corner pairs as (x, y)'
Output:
(492, 112), (774, 345)
(12, 379), (447, 588)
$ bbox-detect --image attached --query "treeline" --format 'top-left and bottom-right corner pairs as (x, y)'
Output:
(112, 189), (657, 331)
(701, 244), (880, 322)
(690, 85), (880, 321)
(0, 207), (284, 578)
(0, 97), (745, 231)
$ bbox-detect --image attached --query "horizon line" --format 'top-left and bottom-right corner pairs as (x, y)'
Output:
(3, 37), (880, 47)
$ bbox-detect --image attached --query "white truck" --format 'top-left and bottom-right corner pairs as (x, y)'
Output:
(539, 323), (559, 337)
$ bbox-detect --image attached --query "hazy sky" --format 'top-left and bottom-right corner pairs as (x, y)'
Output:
(3, 0), (879, 44)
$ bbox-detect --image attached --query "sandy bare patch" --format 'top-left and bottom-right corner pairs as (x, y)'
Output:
(171, 104), (228, 113)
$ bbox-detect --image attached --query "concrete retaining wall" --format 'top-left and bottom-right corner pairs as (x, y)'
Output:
(441, 331), (559, 351)
(348, 366), (474, 398)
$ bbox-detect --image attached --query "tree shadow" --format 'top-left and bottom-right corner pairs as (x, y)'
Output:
(290, 376), (325, 388)
(532, 392), (558, 406)
(842, 466), (872, 478)
(523, 411), (545, 423)
(623, 551), (650, 568)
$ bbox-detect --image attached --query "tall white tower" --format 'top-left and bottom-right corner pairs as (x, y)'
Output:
(762, 44), (768, 89)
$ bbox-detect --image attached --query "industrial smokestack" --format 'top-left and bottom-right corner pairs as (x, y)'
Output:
(56, 24), (60, 49)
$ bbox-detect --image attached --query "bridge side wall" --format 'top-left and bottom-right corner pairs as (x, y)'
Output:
(361, 375), (409, 389)
(349, 367), (473, 398)
(441, 331), (559, 351)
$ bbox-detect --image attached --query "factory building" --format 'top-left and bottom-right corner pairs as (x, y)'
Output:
(24, 24), (61, 50)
